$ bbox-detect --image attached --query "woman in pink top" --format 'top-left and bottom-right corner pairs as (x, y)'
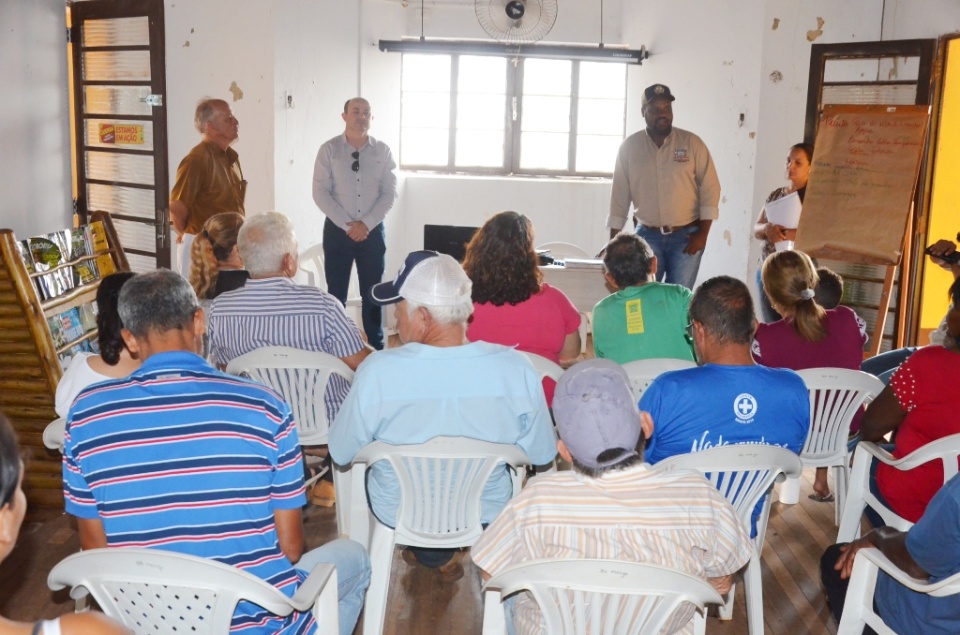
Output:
(753, 250), (867, 501)
(463, 211), (581, 403)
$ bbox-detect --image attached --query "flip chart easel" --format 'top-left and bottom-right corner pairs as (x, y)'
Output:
(795, 104), (930, 356)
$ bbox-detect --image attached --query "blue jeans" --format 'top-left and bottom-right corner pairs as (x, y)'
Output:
(861, 347), (918, 385)
(635, 225), (704, 290)
(323, 218), (385, 350)
(296, 538), (371, 635)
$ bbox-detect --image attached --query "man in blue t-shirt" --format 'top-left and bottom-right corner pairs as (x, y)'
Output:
(821, 473), (960, 633)
(640, 276), (809, 464)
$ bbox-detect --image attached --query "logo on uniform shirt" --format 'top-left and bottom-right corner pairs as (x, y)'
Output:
(733, 393), (757, 424)
(673, 148), (689, 163)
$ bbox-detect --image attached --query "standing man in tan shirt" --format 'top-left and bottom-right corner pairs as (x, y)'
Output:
(607, 84), (720, 290)
(170, 98), (246, 277)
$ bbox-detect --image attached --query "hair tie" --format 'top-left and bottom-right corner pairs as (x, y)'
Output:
(800, 288), (815, 300)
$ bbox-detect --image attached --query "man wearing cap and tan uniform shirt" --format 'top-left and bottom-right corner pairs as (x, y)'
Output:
(608, 84), (721, 290)
(170, 98), (246, 277)
(471, 358), (751, 635)
(329, 250), (557, 583)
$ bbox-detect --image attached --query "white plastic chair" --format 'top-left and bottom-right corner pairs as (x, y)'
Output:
(620, 358), (697, 401)
(349, 437), (530, 635)
(43, 417), (66, 454)
(795, 368), (885, 525)
(657, 445), (803, 635)
(299, 243), (363, 325)
(226, 346), (355, 488)
(521, 351), (565, 383)
(481, 559), (724, 635)
(837, 433), (960, 543)
(837, 547), (960, 635)
(47, 547), (339, 635)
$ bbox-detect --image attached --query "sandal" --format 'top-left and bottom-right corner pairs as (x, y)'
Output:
(808, 491), (835, 503)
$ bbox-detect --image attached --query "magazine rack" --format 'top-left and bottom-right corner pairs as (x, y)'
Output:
(0, 211), (128, 512)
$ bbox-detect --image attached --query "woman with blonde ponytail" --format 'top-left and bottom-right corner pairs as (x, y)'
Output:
(189, 212), (247, 300)
(753, 249), (867, 501)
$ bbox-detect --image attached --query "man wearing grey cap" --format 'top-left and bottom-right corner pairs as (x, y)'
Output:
(329, 250), (557, 583)
(607, 83), (721, 290)
(471, 359), (751, 635)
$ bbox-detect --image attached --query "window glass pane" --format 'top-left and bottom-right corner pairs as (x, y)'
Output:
(85, 150), (154, 185)
(401, 128), (448, 166)
(402, 92), (450, 129)
(523, 59), (571, 96)
(113, 218), (156, 253)
(126, 252), (157, 273)
(82, 17), (149, 47)
(520, 132), (568, 170)
(579, 62), (627, 99)
(457, 94), (505, 131)
(521, 96), (570, 132)
(455, 130), (504, 168)
(402, 55), (451, 92)
(83, 51), (150, 81)
(577, 98), (625, 135)
(576, 135), (621, 173)
(87, 183), (155, 219)
(458, 56), (506, 94)
(84, 86), (152, 116)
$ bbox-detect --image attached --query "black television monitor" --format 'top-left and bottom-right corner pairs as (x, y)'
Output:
(423, 224), (479, 262)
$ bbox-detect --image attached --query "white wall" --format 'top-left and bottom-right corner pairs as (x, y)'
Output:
(0, 0), (72, 237)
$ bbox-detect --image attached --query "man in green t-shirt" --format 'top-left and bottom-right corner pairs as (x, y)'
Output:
(593, 234), (695, 364)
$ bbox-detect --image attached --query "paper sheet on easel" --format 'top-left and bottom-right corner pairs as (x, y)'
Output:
(764, 192), (803, 228)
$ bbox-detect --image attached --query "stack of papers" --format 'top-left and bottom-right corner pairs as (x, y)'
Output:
(562, 258), (605, 270)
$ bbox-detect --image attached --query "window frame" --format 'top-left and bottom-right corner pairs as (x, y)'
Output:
(399, 53), (626, 178)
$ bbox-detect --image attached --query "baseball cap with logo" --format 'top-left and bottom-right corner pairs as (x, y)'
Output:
(553, 359), (642, 470)
(370, 250), (472, 306)
(641, 83), (676, 108)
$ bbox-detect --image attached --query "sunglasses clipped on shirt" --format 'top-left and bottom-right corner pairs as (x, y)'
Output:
(351, 151), (360, 172)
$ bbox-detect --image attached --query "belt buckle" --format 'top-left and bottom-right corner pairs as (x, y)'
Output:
(660, 225), (673, 235)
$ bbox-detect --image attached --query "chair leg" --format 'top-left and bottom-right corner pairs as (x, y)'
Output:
(834, 464), (848, 527)
(743, 551), (764, 635)
(481, 589), (507, 635)
(362, 525), (395, 635)
(836, 552), (880, 635)
(717, 583), (735, 620)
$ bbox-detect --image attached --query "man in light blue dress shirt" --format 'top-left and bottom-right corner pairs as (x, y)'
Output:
(312, 98), (398, 350)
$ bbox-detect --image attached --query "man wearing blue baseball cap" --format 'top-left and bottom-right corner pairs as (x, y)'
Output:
(607, 83), (721, 290)
(329, 250), (557, 583)
(472, 358), (750, 635)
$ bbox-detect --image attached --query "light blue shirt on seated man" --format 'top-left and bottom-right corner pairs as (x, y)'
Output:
(328, 340), (558, 527)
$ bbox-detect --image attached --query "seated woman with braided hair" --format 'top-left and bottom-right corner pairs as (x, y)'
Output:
(0, 413), (130, 635)
(55, 272), (139, 418)
(189, 211), (248, 300)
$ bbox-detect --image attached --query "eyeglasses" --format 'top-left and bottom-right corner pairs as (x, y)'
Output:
(351, 150), (360, 172)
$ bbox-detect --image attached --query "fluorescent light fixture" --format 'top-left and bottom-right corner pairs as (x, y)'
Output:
(378, 38), (649, 65)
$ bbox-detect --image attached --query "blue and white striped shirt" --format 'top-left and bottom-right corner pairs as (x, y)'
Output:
(208, 277), (364, 421)
(63, 351), (314, 634)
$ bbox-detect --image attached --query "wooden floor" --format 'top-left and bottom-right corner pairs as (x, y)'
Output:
(1, 467), (846, 634)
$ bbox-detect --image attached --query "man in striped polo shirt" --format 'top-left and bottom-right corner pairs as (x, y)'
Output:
(63, 270), (370, 635)
(208, 211), (372, 507)
(472, 359), (751, 635)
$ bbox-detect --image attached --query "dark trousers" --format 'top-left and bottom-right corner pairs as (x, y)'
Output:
(323, 218), (385, 350)
(820, 543), (879, 635)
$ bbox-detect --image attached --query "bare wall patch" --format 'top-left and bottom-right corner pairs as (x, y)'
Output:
(229, 82), (243, 101)
(769, 70), (783, 83)
(772, 18), (780, 30)
(807, 17), (824, 42)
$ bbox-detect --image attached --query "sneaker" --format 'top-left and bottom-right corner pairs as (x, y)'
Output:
(308, 479), (336, 507)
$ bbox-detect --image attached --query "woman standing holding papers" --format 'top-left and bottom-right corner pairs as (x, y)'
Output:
(754, 143), (814, 323)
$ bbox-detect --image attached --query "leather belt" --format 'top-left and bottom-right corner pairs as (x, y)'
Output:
(639, 222), (697, 235)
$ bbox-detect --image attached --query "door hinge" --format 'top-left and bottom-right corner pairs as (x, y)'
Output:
(141, 94), (163, 107)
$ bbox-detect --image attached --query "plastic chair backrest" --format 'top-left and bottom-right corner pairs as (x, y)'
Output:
(354, 437), (530, 549)
(536, 242), (591, 260)
(482, 559), (723, 635)
(43, 417), (66, 454)
(657, 445), (802, 544)
(796, 368), (884, 460)
(299, 243), (327, 290)
(837, 433), (960, 542)
(225, 346), (354, 446)
(621, 358), (697, 401)
(47, 547), (337, 634)
(521, 351), (565, 383)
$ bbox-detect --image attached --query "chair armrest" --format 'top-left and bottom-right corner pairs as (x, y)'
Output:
(857, 548), (960, 597)
(289, 562), (337, 610)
